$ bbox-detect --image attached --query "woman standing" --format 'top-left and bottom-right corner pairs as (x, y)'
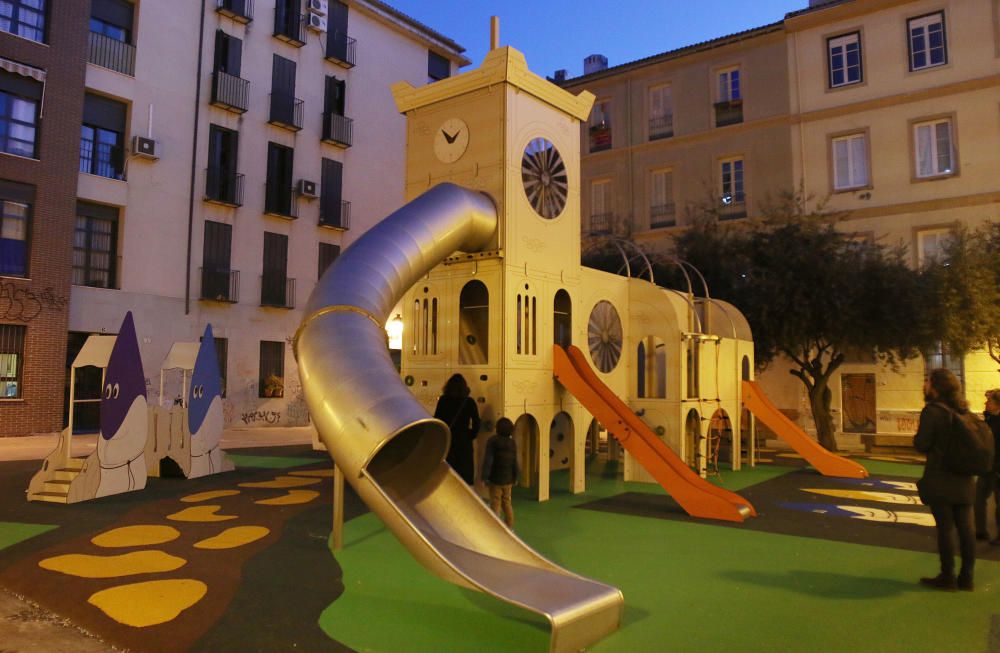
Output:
(434, 373), (481, 485)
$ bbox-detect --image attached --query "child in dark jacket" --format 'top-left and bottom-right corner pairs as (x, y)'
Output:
(481, 417), (519, 528)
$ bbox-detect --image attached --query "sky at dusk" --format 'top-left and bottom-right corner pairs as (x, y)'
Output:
(386, 0), (810, 79)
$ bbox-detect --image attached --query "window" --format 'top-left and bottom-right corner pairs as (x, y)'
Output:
(0, 0), (45, 43)
(686, 339), (700, 398)
(322, 76), (351, 147)
(80, 93), (126, 180)
(214, 30), (242, 76)
(828, 32), (862, 87)
(648, 84), (673, 140)
(412, 293), (438, 356)
(319, 158), (347, 229)
(590, 179), (611, 234)
(909, 12), (947, 71)
(318, 242), (340, 279)
(261, 231), (290, 308)
(832, 132), (869, 190)
(201, 220), (235, 302)
(924, 341), (963, 384)
(258, 341), (284, 398)
(720, 157), (745, 219)
(211, 31), (248, 112)
(459, 280), (489, 365)
(0, 323), (25, 398)
(650, 169), (675, 228)
(0, 70), (41, 158)
(718, 67), (741, 102)
(73, 202), (118, 288)
(715, 67), (742, 126)
(90, 0), (133, 42)
(0, 180), (32, 278)
(206, 125), (241, 205)
(428, 50), (450, 83)
(325, 1), (355, 67)
(913, 117), (954, 178)
(273, 0), (302, 44)
(589, 100), (611, 152)
(516, 293), (537, 356)
(269, 55), (301, 130)
(264, 142), (294, 217)
(916, 228), (951, 267)
(214, 337), (228, 398)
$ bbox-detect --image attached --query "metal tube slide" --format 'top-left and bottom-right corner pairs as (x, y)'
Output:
(295, 183), (623, 653)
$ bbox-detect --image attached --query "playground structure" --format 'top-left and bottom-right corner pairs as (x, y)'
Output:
(27, 315), (233, 504)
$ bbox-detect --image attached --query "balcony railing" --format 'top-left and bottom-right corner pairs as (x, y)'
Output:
(649, 202), (676, 228)
(322, 112), (353, 148)
(205, 167), (244, 206)
(273, 6), (304, 46)
(211, 71), (250, 113)
(260, 275), (295, 308)
(88, 31), (136, 76)
(268, 93), (304, 131)
(216, 0), (253, 23)
(714, 99), (743, 127)
(264, 182), (298, 219)
(649, 115), (673, 140)
(718, 200), (747, 221)
(589, 212), (613, 235)
(325, 32), (357, 68)
(200, 268), (240, 303)
(319, 200), (351, 230)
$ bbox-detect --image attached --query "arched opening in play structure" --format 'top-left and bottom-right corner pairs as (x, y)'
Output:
(740, 354), (755, 463)
(459, 280), (489, 365)
(709, 408), (733, 471)
(636, 336), (666, 399)
(550, 411), (573, 489)
(585, 418), (620, 476)
(684, 408), (701, 468)
(553, 289), (572, 348)
(514, 414), (539, 490)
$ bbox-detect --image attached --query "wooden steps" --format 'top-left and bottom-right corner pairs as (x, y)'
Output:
(27, 458), (86, 504)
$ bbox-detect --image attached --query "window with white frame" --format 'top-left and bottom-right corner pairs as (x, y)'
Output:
(718, 67), (740, 102)
(916, 228), (951, 267)
(832, 132), (869, 190)
(590, 179), (611, 234)
(648, 84), (673, 140)
(649, 169), (674, 227)
(913, 117), (954, 178)
(720, 157), (744, 203)
(828, 32), (862, 87)
(908, 12), (947, 71)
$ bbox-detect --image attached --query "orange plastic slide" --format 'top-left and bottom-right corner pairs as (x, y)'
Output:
(741, 380), (868, 479)
(554, 345), (754, 523)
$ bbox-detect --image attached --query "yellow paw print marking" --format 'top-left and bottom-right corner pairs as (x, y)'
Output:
(91, 525), (180, 548)
(88, 579), (208, 627)
(39, 551), (186, 578)
(194, 526), (270, 550)
(167, 505), (238, 522)
(255, 490), (320, 506)
(289, 469), (335, 478)
(180, 490), (241, 503)
(239, 476), (321, 489)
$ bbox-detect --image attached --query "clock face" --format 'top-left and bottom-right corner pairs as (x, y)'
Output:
(433, 118), (469, 163)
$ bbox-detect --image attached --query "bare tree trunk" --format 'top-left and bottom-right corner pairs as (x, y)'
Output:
(809, 382), (837, 452)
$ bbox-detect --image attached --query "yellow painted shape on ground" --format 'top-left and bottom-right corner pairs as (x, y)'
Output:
(289, 469), (335, 478)
(239, 476), (322, 489)
(879, 480), (919, 492)
(838, 505), (935, 527)
(88, 579), (207, 627)
(167, 505), (238, 522)
(180, 490), (241, 503)
(194, 526), (270, 550)
(805, 488), (922, 505)
(39, 551), (186, 578)
(91, 525), (180, 548)
(255, 490), (320, 506)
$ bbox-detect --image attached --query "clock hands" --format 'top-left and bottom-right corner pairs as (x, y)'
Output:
(441, 128), (460, 144)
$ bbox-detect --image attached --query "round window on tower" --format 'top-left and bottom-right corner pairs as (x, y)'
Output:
(521, 137), (568, 219)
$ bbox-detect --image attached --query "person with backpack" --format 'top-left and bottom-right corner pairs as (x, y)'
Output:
(481, 417), (519, 529)
(915, 368), (991, 591)
(975, 389), (1000, 543)
(434, 374), (481, 486)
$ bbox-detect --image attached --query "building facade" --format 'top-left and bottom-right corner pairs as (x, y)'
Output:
(0, 0), (466, 437)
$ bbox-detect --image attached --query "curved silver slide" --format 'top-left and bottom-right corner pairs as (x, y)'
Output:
(295, 183), (623, 653)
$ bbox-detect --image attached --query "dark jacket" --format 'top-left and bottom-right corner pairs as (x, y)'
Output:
(986, 411), (1000, 473)
(482, 434), (519, 485)
(434, 395), (480, 485)
(914, 402), (976, 505)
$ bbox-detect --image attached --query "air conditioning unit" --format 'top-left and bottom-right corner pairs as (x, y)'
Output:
(132, 135), (158, 160)
(298, 179), (318, 198)
(306, 12), (327, 32)
(307, 0), (328, 16)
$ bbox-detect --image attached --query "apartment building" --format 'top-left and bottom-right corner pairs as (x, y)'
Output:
(0, 0), (467, 436)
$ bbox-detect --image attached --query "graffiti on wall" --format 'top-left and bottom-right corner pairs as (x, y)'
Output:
(241, 410), (281, 425)
(0, 283), (68, 322)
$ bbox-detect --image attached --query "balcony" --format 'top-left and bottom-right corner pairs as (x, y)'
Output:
(268, 93), (304, 131)
(264, 182), (298, 219)
(322, 112), (353, 148)
(649, 202), (676, 228)
(589, 125), (611, 153)
(200, 268), (240, 303)
(216, 0), (253, 23)
(273, 6), (304, 46)
(325, 32), (357, 68)
(589, 212), (613, 235)
(260, 275), (295, 309)
(718, 200), (747, 221)
(205, 167), (244, 207)
(211, 71), (250, 113)
(88, 32), (136, 76)
(649, 115), (673, 140)
(714, 99), (743, 127)
(319, 200), (351, 230)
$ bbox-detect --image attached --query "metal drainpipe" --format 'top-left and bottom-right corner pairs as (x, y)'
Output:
(184, 0), (208, 315)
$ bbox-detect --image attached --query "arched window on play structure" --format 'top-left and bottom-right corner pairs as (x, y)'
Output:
(553, 289), (571, 348)
(686, 337), (700, 398)
(412, 291), (438, 356)
(516, 290), (537, 356)
(459, 280), (489, 365)
(637, 336), (666, 399)
(741, 355), (751, 380)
